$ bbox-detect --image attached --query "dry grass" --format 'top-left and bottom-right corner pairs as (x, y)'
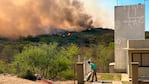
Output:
(122, 81), (132, 84)
(97, 73), (121, 80)
(0, 75), (40, 84)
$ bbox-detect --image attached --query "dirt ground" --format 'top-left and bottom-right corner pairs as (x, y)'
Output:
(0, 75), (39, 84)
(0, 73), (128, 84)
(0, 74), (77, 84)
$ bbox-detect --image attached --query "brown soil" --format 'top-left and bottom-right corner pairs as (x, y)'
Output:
(0, 75), (75, 84)
(0, 75), (40, 84)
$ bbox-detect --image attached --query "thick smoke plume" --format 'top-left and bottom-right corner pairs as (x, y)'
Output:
(0, 0), (112, 39)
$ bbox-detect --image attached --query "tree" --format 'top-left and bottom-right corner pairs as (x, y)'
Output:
(12, 43), (79, 80)
(95, 42), (114, 72)
(0, 45), (19, 63)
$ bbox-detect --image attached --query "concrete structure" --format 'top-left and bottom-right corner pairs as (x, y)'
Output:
(139, 80), (149, 84)
(114, 4), (145, 72)
(126, 40), (149, 78)
(131, 62), (149, 84)
(131, 62), (139, 84)
(109, 62), (115, 73)
(83, 59), (91, 79)
(76, 62), (84, 84)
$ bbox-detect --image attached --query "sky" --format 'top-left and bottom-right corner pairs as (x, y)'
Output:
(98, 0), (149, 31)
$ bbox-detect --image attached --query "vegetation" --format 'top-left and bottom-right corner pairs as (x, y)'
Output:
(11, 43), (79, 80)
(0, 28), (115, 80)
(122, 81), (132, 84)
(97, 73), (121, 80)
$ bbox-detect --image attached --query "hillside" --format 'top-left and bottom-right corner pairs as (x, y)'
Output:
(1, 28), (149, 64)
(1, 28), (149, 63)
(0, 28), (114, 74)
(18, 28), (114, 46)
(0, 28), (148, 79)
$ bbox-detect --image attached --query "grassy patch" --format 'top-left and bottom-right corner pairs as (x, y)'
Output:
(97, 73), (121, 80)
(122, 81), (132, 84)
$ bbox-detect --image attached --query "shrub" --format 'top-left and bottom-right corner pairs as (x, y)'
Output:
(19, 70), (36, 81)
(60, 69), (74, 80)
(0, 60), (7, 73)
(12, 43), (79, 80)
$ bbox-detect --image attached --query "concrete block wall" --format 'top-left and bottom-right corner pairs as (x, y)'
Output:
(128, 39), (149, 48)
(115, 4), (145, 72)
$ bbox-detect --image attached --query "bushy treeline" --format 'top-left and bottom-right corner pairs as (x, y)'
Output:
(0, 42), (114, 80)
(79, 42), (114, 72)
(0, 43), (79, 80)
(0, 28), (114, 80)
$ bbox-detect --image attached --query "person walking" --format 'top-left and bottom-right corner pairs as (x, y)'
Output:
(88, 61), (97, 82)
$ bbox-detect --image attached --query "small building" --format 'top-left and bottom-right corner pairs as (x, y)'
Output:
(125, 39), (149, 78)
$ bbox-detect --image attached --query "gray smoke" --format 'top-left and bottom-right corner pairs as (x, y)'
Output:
(0, 0), (111, 39)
